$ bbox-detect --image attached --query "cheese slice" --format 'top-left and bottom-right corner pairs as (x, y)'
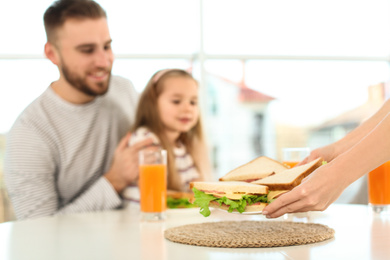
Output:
(267, 190), (288, 201)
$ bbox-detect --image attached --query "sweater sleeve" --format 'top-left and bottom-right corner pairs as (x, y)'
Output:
(4, 125), (121, 220)
(55, 177), (122, 216)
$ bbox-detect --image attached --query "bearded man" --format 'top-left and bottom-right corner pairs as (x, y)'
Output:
(4, 0), (152, 220)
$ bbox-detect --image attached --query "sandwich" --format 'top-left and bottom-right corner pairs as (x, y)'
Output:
(251, 157), (323, 190)
(190, 181), (269, 217)
(167, 190), (197, 209)
(219, 156), (288, 182)
(191, 157), (323, 217)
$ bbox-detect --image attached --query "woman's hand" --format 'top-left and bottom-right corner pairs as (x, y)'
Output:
(262, 162), (347, 218)
(299, 144), (338, 166)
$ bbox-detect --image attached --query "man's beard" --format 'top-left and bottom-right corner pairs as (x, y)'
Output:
(61, 62), (111, 97)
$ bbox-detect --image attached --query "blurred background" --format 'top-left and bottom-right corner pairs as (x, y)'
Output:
(1, 0), (390, 222)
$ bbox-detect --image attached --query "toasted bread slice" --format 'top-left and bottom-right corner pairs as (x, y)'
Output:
(252, 157), (323, 190)
(219, 156), (288, 182)
(190, 181), (268, 200)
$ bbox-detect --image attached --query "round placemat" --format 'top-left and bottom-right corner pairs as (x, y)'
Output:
(164, 221), (335, 248)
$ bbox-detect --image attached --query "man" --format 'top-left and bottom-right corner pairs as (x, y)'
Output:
(4, 0), (152, 219)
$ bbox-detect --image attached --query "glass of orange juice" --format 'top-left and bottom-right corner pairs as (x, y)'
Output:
(368, 161), (390, 215)
(139, 149), (167, 221)
(282, 147), (310, 168)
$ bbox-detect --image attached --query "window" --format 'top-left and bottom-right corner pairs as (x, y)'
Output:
(1, 0), (390, 195)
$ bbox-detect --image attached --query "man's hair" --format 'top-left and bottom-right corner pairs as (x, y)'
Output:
(44, 0), (107, 43)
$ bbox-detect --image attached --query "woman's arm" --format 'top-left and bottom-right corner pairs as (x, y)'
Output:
(263, 111), (390, 218)
(300, 99), (390, 165)
(333, 100), (390, 157)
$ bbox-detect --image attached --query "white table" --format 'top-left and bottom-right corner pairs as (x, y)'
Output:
(0, 204), (389, 260)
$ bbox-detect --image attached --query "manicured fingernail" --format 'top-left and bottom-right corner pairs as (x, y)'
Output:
(262, 211), (268, 215)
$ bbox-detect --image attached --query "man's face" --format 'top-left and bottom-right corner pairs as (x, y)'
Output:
(54, 18), (114, 97)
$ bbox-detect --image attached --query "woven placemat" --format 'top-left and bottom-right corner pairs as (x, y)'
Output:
(164, 221), (335, 248)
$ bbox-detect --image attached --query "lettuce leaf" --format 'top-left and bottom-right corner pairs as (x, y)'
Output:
(167, 197), (197, 209)
(192, 187), (217, 217)
(192, 187), (268, 217)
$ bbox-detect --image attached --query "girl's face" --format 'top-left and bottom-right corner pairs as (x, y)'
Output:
(157, 76), (199, 136)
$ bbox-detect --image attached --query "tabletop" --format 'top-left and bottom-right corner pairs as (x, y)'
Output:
(0, 203), (389, 260)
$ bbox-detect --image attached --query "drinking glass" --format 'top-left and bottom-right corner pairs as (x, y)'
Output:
(139, 149), (167, 221)
(368, 161), (390, 215)
(282, 147), (310, 168)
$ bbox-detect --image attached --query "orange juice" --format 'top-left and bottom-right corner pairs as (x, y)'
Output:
(368, 161), (390, 205)
(283, 161), (299, 168)
(282, 148), (310, 169)
(139, 164), (167, 212)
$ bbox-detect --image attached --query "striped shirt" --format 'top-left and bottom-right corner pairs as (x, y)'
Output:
(4, 76), (138, 220)
(129, 127), (200, 192)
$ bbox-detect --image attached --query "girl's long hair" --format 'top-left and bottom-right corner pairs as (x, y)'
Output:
(132, 69), (212, 191)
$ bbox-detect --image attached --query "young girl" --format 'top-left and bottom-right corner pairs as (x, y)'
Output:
(129, 69), (213, 192)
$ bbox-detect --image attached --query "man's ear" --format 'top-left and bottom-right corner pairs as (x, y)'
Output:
(44, 42), (60, 65)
